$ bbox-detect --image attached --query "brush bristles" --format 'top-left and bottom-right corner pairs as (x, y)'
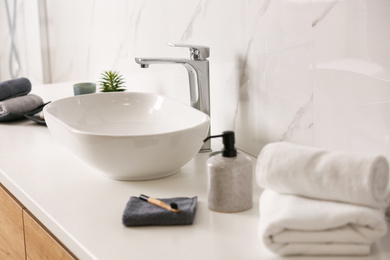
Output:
(170, 203), (178, 209)
(170, 202), (180, 213)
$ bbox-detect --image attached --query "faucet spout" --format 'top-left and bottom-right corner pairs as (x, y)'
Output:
(135, 44), (211, 152)
(135, 57), (189, 66)
(135, 57), (207, 111)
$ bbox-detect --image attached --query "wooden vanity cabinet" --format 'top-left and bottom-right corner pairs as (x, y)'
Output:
(23, 211), (76, 260)
(0, 184), (25, 259)
(0, 184), (76, 260)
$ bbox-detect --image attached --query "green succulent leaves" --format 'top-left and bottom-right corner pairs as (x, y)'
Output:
(99, 70), (126, 92)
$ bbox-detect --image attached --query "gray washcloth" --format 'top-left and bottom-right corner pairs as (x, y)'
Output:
(122, 196), (197, 227)
(0, 77), (31, 101)
(0, 94), (44, 116)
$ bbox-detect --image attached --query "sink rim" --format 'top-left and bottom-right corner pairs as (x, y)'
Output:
(43, 92), (210, 138)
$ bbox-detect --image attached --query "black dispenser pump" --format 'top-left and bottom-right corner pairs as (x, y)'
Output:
(203, 131), (237, 157)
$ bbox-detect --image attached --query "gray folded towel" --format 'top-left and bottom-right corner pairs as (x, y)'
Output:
(122, 196), (197, 227)
(0, 94), (44, 116)
(0, 77), (31, 101)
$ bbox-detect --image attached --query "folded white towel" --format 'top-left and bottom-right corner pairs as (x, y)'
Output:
(259, 189), (388, 256)
(0, 94), (43, 116)
(257, 142), (390, 209)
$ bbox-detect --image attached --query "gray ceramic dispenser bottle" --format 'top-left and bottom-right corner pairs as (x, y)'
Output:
(203, 131), (253, 213)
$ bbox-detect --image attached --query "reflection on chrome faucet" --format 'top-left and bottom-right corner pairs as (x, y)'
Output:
(135, 43), (211, 152)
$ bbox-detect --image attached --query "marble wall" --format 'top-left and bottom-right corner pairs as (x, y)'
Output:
(0, 0), (43, 83)
(2, 0), (390, 158)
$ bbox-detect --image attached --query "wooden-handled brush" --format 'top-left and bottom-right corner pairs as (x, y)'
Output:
(139, 194), (180, 213)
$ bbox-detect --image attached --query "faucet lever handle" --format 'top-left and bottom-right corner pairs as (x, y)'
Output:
(167, 43), (210, 61)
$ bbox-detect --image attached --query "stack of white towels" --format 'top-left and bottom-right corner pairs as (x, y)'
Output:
(256, 142), (390, 256)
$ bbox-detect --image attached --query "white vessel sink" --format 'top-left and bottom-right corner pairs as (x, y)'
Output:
(44, 92), (210, 181)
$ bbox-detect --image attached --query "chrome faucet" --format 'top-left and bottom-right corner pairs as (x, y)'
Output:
(135, 43), (211, 152)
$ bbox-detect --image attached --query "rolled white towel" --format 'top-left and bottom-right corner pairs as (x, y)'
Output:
(259, 189), (388, 256)
(0, 94), (43, 116)
(256, 142), (390, 209)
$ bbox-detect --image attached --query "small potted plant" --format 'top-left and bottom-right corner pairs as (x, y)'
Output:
(99, 70), (126, 92)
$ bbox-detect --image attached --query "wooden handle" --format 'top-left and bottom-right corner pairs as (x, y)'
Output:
(148, 197), (172, 211)
(140, 195), (180, 213)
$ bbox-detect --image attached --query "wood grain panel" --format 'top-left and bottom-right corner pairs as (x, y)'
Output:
(0, 184), (26, 260)
(23, 211), (76, 260)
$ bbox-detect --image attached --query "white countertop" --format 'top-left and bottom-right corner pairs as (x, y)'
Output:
(0, 82), (389, 260)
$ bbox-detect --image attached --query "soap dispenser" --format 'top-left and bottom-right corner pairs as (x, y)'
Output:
(203, 131), (253, 213)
